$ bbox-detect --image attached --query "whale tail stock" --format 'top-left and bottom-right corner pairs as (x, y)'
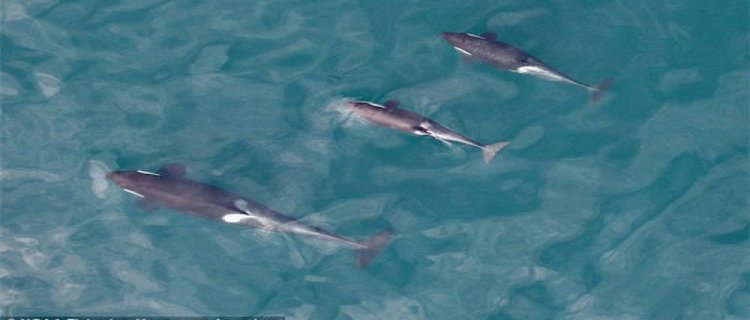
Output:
(588, 77), (614, 106)
(481, 141), (510, 164)
(355, 229), (393, 269)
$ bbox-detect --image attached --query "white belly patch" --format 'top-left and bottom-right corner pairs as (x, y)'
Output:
(515, 66), (564, 81)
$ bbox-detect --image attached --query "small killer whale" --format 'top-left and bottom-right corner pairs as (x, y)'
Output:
(346, 100), (509, 163)
(107, 164), (392, 268)
(442, 32), (613, 104)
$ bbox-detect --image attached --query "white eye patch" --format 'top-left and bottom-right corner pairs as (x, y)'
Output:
(136, 170), (161, 176)
(123, 188), (144, 198)
(453, 46), (472, 55)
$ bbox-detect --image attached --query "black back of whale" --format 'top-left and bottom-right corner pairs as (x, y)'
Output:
(107, 165), (292, 224)
(442, 32), (545, 71)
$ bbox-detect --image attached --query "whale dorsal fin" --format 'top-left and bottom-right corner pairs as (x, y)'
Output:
(384, 99), (400, 109)
(480, 32), (497, 40)
(157, 163), (186, 177)
(234, 199), (252, 215)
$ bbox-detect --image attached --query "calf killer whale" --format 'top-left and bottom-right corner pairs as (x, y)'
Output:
(107, 163), (392, 268)
(346, 100), (509, 163)
(442, 32), (613, 104)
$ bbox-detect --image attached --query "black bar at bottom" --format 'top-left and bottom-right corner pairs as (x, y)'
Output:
(0, 317), (284, 320)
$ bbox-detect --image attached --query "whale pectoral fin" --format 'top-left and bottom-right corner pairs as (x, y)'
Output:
(480, 32), (497, 40)
(157, 163), (186, 177)
(384, 99), (400, 109)
(137, 198), (159, 212)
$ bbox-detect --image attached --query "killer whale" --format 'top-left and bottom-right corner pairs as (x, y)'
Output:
(107, 164), (392, 268)
(442, 31), (613, 104)
(346, 100), (509, 163)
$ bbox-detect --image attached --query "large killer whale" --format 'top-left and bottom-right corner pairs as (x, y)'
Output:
(107, 163), (392, 268)
(442, 32), (613, 104)
(346, 100), (509, 163)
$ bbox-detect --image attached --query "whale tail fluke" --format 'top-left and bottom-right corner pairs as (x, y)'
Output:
(355, 229), (393, 269)
(482, 141), (510, 164)
(588, 77), (614, 105)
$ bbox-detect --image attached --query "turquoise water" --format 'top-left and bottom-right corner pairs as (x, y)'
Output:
(1, 0), (748, 318)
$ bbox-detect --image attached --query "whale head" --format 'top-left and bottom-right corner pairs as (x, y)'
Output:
(442, 31), (489, 45)
(106, 170), (161, 193)
(441, 32), (468, 46)
(441, 32), (492, 56)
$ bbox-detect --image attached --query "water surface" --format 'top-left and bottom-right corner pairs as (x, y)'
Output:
(1, 0), (748, 319)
